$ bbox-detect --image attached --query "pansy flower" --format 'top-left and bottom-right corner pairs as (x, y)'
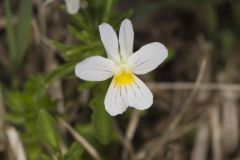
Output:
(75, 19), (168, 116)
(64, 0), (80, 14)
(44, 0), (80, 15)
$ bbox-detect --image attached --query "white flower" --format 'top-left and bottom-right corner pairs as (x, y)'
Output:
(64, 0), (80, 14)
(44, 0), (80, 14)
(75, 19), (168, 116)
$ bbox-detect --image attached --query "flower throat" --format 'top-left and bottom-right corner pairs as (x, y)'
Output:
(113, 70), (134, 86)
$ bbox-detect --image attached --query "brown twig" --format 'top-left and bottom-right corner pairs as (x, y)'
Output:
(136, 123), (195, 160)
(122, 110), (140, 160)
(209, 106), (222, 160)
(112, 120), (136, 160)
(6, 127), (27, 160)
(143, 58), (207, 160)
(126, 110), (140, 142)
(148, 82), (240, 91)
(168, 58), (207, 131)
(191, 121), (209, 160)
(221, 91), (239, 155)
(59, 118), (102, 160)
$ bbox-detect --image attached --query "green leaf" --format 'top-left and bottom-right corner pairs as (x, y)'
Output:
(72, 13), (93, 31)
(4, 0), (32, 72)
(26, 144), (42, 160)
(39, 155), (52, 160)
(45, 63), (75, 86)
(203, 2), (218, 37)
(219, 30), (235, 60)
(16, 0), (32, 65)
(4, 91), (25, 112)
(166, 47), (176, 62)
(231, 0), (240, 31)
(4, 0), (17, 70)
(52, 40), (71, 53)
(59, 43), (103, 61)
(78, 81), (96, 91)
(64, 142), (84, 160)
(90, 95), (113, 144)
(4, 113), (25, 125)
(68, 26), (94, 43)
(75, 123), (96, 143)
(103, 0), (115, 22)
(37, 109), (59, 150)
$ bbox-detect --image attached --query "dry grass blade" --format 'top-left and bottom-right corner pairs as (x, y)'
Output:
(142, 58), (207, 160)
(59, 118), (102, 160)
(148, 82), (240, 91)
(222, 91), (239, 155)
(209, 106), (222, 160)
(168, 58), (207, 133)
(191, 121), (209, 160)
(112, 120), (136, 160)
(43, 0), (56, 6)
(126, 110), (140, 142)
(0, 86), (5, 152)
(6, 127), (27, 160)
(122, 110), (140, 160)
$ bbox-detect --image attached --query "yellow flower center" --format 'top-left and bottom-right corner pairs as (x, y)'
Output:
(113, 70), (134, 86)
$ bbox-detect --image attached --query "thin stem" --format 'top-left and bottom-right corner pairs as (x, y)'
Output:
(59, 118), (102, 160)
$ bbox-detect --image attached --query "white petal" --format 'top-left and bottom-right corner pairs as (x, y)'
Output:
(65, 0), (80, 14)
(75, 56), (115, 81)
(104, 81), (128, 116)
(99, 23), (120, 62)
(126, 76), (153, 110)
(128, 42), (168, 75)
(119, 19), (134, 59)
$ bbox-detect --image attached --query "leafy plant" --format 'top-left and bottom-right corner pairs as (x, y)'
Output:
(4, 76), (56, 159)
